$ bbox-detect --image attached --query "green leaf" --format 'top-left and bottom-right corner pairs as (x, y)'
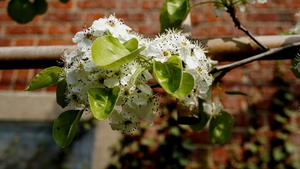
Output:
(56, 79), (68, 108)
(53, 109), (83, 148)
(7, 0), (37, 23)
(123, 38), (138, 52)
(172, 72), (194, 98)
(189, 112), (210, 132)
(91, 36), (145, 68)
(88, 86), (120, 120)
(33, 0), (48, 15)
(189, 99), (210, 132)
(167, 0), (190, 19)
(25, 66), (64, 91)
(153, 56), (182, 94)
(208, 111), (234, 144)
(159, 0), (185, 33)
(290, 59), (300, 78)
(225, 90), (248, 96)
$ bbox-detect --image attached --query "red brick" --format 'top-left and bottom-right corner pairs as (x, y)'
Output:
(115, 13), (146, 22)
(51, 0), (72, 9)
(14, 69), (30, 90)
(212, 147), (230, 164)
(221, 95), (245, 113)
(248, 67), (275, 82)
(77, 0), (117, 9)
(44, 12), (82, 21)
(0, 13), (12, 21)
(38, 38), (73, 45)
(142, 0), (163, 10)
(84, 13), (105, 22)
(247, 13), (293, 22)
(0, 38), (12, 46)
(0, 0), (8, 8)
(0, 69), (14, 90)
(255, 98), (273, 110)
(188, 130), (211, 144)
(138, 24), (160, 36)
(260, 84), (279, 96)
(233, 114), (249, 127)
(48, 25), (69, 35)
(46, 84), (58, 91)
(121, 0), (140, 9)
(221, 67), (245, 83)
(16, 39), (34, 46)
(6, 26), (44, 35)
(70, 25), (85, 34)
(191, 26), (206, 38)
(256, 24), (282, 35)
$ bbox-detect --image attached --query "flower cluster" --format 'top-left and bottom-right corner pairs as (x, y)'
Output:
(213, 0), (268, 17)
(62, 14), (217, 134)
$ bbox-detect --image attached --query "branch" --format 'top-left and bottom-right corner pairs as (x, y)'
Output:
(213, 41), (300, 81)
(227, 6), (269, 51)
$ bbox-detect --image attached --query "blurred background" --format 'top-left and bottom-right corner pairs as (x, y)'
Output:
(0, 0), (300, 168)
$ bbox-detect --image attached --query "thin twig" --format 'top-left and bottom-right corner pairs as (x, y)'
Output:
(213, 41), (300, 81)
(227, 7), (269, 51)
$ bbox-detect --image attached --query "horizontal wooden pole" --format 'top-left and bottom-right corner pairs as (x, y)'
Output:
(201, 35), (300, 61)
(0, 35), (300, 69)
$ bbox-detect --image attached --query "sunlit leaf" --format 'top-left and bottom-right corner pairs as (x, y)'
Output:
(172, 72), (194, 98)
(123, 38), (138, 52)
(153, 56), (182, 94)
(53, 109), (83, 148)
(208, 111), (234, 144)
(167, 0), (189, 19)
(88, 86), (120, 120)
(91, 36), (144, 68)
(25, 66), (64, 91)
(159, 1), (185, 33)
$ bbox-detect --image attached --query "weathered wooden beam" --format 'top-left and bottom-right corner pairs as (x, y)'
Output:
(201, 35), (300, 61)
(0, 35), (300, 69)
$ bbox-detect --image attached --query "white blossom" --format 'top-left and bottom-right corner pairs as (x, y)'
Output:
(109, 108), (139, 134)
(203, 101), (223, 117)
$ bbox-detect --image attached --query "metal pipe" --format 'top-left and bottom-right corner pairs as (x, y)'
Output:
(0, 35), (300, 69)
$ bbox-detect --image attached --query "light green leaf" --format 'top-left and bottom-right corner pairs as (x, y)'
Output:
(172, 72), (194, 98)
(153, 56), (182, 94)
(225, 90), (248, 96)
(53, 109), (83, 148)
(56, 79), (68, 108)
(167, 0), (190, 19)
(209, 111), (234, 144)
(123, 38), (138, 52)
(25, 66), (64, 91)
(88, 86), (120, 120)
(91, 36), (145, 68)
(159, 1), (185, 33)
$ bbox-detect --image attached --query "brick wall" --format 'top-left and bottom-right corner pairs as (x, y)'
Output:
(1, 0), (300, 168)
